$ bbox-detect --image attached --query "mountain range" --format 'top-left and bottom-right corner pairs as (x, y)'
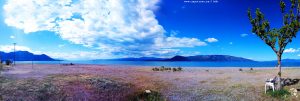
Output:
(110, 56), (300, 62)
(166, 55), (255, 62)
(0, 51), (56, 61)
(1, 51), (300, 62)
(270, 59), (300, 62)
(99, 55), (256, 62)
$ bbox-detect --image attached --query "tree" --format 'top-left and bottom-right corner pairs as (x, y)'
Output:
(248, 0), (300, 90)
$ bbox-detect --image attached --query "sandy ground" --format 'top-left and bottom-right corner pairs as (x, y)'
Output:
(1, 64), (300, 101)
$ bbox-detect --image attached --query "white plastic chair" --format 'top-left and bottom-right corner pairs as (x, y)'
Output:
(265, 78), (275, 93)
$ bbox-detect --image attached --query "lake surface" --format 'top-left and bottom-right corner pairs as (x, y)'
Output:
(15, 60), (300, 67)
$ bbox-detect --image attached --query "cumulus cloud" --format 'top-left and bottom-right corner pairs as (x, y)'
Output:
(205, 38), (218, 43)
(4, 0), (207, 58)
(58, 44), (65, 48)
(0, 45), (32, 52)
(0, 44), (116, 60)
(284, 48), (299, 53)
(10, 35), (15, 39)
(240, 33), (248, 37)
(44, 51), (116, 60)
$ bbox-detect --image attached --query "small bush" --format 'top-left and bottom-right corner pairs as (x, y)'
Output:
(152, 68), (159, 71)
(0, 61), (3, 70)
(177, 67), (182, 71)
(5, 60), (12, 66)
(250, 68), (253, 71)
(129, 90), (164, 101)
(37, 82), (66, 101)
(172, 68), (177, 72)
(266, 89), (290, 99)
(152, 66), (183, 72)
(239, 68), (243, 71)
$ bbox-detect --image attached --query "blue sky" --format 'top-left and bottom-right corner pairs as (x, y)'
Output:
(0, 0), (299, 60)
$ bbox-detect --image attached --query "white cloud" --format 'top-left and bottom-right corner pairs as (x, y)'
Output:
(284, 48), (299, 53)
(0, 45), (32, 52)
(170, 30), (179, 36)
(229, 42), (233, 45)
(205, 38), (218, 43)
(10, 35), (15, 39)
(44, 51), (116, 60)
(0, 44), (116, 60)
(3, 0), (207, 58)
(155, 37), (207, 48)
(241, 33), (248, 37)
(58, 44), (65, 48)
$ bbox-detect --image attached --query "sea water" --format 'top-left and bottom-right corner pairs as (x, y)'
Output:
(16, 60), (300, 67)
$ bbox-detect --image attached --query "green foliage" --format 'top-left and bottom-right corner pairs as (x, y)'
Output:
(0, 61), (3, 71)
(172, 68), (177, 72)
(152, 66), (183, 72)
(248, 0), (300, 90)
(177, 67), (182, 71)
(248, 0), (300, 55)
(266, 89), (291, 99)
(37, 81), (66, 101)
(5, 60), (12, 66)
(130, 90), (165, 101)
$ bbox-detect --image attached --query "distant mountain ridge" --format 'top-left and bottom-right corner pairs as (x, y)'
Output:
(0, 51), (56, 61)
(267, 59), (300, 62)
(98, 55), (255, 62)
(166, 55), (254, 62)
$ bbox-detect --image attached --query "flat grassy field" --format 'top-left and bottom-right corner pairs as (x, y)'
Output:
(1, 64), (299, 101)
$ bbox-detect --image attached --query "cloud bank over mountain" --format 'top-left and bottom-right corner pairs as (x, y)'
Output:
(4, 0), (209, 58)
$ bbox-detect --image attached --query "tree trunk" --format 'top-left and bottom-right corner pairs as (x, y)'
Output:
(276, 54), (282, 90)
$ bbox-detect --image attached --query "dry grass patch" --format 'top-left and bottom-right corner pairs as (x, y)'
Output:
(0, 74), (139, 101)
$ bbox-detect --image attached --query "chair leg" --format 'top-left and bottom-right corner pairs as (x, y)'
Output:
(265, 84), (267, 93)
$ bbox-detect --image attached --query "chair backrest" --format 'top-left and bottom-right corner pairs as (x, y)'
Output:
(266, 76), (277, 83)
(271, 76), (278, 83)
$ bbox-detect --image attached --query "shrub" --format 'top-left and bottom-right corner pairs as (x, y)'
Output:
(5, 60), (12, 66)
(172, 68), (177, 72)
(266, 89), (290, 99)
(250, 68), (253, 71)
(152, 68), (159, 71)
(0, 61), (2, 70)
(239, 68), (243, 71)
(37, 82), (66, 101)
(129, 90), (164, 101)
(177, 67), (182, 71)
(152, 66), (183, 72)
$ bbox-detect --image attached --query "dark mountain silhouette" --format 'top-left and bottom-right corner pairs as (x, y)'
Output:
(98, 55), (255, 62)
(281, 59), (300, 62)
(166, 55), (255, 62)
(0, 51), (56, 61)
(267, 59), (300, 62)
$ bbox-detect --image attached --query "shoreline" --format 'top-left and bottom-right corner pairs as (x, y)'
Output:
(1, 64), (300, 100)
(13, 60), (300, 67)
(9, 63), (300, 68)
